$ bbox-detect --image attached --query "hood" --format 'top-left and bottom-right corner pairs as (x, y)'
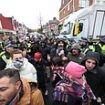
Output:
(81, 51), (100, 66)
(23, 58), (28, 65)
(71, 43), (81, 50)
(65, 61), (86, 78)
(56, 39), (67, 48)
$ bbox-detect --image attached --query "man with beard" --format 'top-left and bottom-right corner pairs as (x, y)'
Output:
(67, 43), (84, 64)
(0, 68), (44, 105)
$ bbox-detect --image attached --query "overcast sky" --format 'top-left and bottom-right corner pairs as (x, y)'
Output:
(0, 0), (61, 29)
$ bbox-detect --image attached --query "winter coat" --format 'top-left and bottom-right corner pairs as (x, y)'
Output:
(67, 52), (84, 64)
(53, 61), (93, 105)
(0, 57), (6, 70)
(81, 51), (105, 104)
(67, 43), (84, 64)
(11, 79), (45, 105)
(30, 58), (52, 94)
(7, 58), (37, 83)
(30, 58), (51, 84)
(50, 39), (68, 59)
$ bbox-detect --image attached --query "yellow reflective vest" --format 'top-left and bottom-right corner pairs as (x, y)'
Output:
(0, 51), (12, 66)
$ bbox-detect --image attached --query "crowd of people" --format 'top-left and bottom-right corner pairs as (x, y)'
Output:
(0, 33), (105, 105)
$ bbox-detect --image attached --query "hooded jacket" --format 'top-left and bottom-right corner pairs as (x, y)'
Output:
(18, 79), (44, 105)
(50, 39), (68, 58)
(81, 51), (100, 66)
(53, 61), (93, 105)
(8, 79), (44, 105)
(7, 58), (37, 83)
(81, 51), (105, 104)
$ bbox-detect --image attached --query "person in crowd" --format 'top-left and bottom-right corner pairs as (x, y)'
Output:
(40, 40), (51, 62)
(0, 41), (3, 53)
(81, 51), (105, 105)
(0, 57), (6, 70)
(53, 61), (94, 105)
(0, 34), (11, 47)
(50, 39), (68, 59)
(39, 39), (52, 78)
(30, 38), (41, 57)
(0, 68), (44, 105)
(83, 39), (102, 54)
(51, 56), (69, 87)
(99, 37), (105, 55)
(67, 43), (84, 64)
(30, 52), (51, 95)
(78, 38), (88, 53)
(18, 44), (33, 63)
(6, 49), (37, 83)
(0, 44), (16, 67)
(51, 56), (65, 88)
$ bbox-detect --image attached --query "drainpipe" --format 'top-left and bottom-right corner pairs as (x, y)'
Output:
(72, 0), (75, 13)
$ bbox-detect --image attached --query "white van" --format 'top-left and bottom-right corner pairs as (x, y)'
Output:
(61, 1), (105, 40)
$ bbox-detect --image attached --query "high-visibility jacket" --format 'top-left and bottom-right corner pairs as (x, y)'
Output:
(0, 51), (12, 66)
(89, 45), (95, 52)
(99, 44), (105, 55)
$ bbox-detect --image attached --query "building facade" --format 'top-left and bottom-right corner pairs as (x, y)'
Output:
(43, 17), (59, 36)
(59, 0), (95, 24)
(0, 14), (28, 42)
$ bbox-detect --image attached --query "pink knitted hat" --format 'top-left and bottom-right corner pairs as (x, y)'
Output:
(65, 61), (86, 78)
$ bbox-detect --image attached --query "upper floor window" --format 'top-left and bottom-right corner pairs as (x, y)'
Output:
(79, 0), (89, 8)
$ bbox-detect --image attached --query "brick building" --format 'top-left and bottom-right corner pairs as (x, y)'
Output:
(59, 0), (96, 24)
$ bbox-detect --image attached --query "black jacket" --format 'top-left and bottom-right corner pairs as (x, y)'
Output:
(81, 51), (105, 104)
(0, 57), (6, 70)
(30, 58), (51, 83)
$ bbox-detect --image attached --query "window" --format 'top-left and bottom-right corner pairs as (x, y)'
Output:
(79, 0), (89, 8)
(63, 22), (73, 34)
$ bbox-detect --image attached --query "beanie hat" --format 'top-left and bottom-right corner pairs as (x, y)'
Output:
(65, 61), (86, 78)
(71, 43), (81, 50)
(34, 52), (42, 60)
